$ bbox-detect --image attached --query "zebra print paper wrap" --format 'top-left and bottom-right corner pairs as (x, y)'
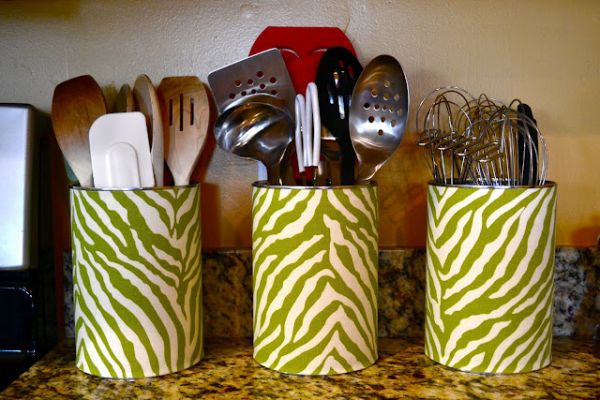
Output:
(71, 185), (203, 378)
(425, 182), (557, 373)
(252, 182), (379, 375)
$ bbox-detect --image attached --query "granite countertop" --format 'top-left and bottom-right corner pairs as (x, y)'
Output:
(62, 246), (600, 339)
(1, 337), (599, 399)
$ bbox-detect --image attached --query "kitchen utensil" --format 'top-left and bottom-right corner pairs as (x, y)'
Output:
(213, 101), (293, 185)
(482, 107), (547, 186)
(226, 92), (287, 111)
(416, 86), (548, 186)
(207, 48), (296, 115)
(227, 92), (295, 184)
(115, 84), (135, 112)
(294, 94), (306, 176)
(278, 145), (296, 185)
(133, 74), (164, 186)
(415, 86), (475, 184)
(453, 97), (547, 186)
(517, 102), (538, 185)
(315, 159), (330, 186)
(89, 112), (154, 188)
(250, 26), (356, 93)
(349, 54), (409, 182)
(51, 75), (107, 187)
(157, 76), (210, 186)
(249, 26), (358, 185)
(320, 127), (342, 186)
(303, 82), (321, 184)
(315, 47), (363, 185)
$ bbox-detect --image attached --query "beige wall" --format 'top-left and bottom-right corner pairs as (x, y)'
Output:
(1, 0), (599, 248)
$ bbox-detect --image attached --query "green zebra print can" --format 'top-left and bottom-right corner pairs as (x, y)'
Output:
(252, 182), (379, 375)
(71, 185), (203, 378)
(424, 182), (557, 374)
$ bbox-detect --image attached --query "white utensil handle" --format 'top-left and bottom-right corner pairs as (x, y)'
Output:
(306, 82), (321, 167)
(294, 94), (305, 173)
(303, 88), (313, 168)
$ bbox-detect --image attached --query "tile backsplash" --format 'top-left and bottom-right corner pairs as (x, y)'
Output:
(63, 246), (600, 338)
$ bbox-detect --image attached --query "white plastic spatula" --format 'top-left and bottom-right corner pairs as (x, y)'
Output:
(89, 112), (155, 188)
(105, 142), (141, 187)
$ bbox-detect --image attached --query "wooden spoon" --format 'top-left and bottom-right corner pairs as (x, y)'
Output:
(51, 75), (107, 187)
(156, 76), (210, 186)
(115, 83), (135, 112)
(133, 74), (164, 186)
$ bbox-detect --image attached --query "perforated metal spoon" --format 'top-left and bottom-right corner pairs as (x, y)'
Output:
(349, 55), (409, 182)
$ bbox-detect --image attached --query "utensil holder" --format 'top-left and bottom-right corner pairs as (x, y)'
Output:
(252, 182), (379, 375)
(71, 185), (203, 378)
(424, 182), (557, 374)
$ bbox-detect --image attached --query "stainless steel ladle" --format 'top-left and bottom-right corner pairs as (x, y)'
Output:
(214, 101), (293, 185)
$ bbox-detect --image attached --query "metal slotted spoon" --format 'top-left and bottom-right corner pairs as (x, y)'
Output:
(349, 54), (409, 182)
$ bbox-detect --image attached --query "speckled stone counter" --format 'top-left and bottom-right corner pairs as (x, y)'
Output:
(2, 337), (599, 399)
(62, 246), (600, 339)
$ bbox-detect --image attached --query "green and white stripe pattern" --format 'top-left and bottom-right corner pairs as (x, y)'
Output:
(71, 185), (203, 378)
(252, 184), (378, 375)
(425, 183), (557, 373)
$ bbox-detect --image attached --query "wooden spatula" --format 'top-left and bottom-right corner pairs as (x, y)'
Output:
(134, 74), (164, 186)
(51, 75), (107, 187)
(157, 76), (209, 186)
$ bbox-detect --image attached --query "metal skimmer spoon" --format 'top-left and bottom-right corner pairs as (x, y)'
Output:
(349, 55), (409, 182)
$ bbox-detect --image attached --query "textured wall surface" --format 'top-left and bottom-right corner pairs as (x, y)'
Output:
(1, 0), (599, 248)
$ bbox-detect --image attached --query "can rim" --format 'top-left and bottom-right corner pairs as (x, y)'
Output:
(71, 183), (199, 192)
(427, 180), (556, 189)
(252, 180), (378, 189)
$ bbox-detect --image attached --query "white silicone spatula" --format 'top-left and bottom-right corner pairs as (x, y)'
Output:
(89, 112), (155, 188)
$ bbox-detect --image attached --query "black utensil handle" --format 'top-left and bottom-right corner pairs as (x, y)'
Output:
(266, 165), (281, 185)
(517, 103), (538, 185)
(339, 141), (356, 185)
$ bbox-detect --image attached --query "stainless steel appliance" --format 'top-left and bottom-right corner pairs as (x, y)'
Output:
(0, 104), (56, 389)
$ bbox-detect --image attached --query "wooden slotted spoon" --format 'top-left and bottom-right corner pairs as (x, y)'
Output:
(51, 75), (107, 187)
(157, 76), (210, 186)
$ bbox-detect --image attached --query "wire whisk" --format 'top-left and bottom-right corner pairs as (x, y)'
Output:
(416, 86), (547, 186)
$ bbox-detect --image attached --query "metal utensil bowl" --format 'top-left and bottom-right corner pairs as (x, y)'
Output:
(214, 101), (293, 184)
(350, 54), (409, 182)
